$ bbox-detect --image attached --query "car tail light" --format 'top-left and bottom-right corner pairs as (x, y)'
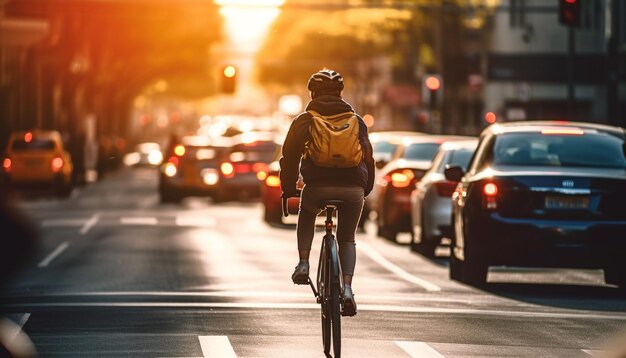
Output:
(234, 163), (251, 174)
(51, 157), (64, 173)
(385, 169), (416, 188)
(174, 145), (186, 156)
(252, 162), (266, 173)
(434, 180), (458, 197)
(256, 171), (268, 181)
(3, 157), (11, 173)
(24, 132), (33, 143)
(265, 175), (281, 187)
(482, 182), (498, 209)
(221, 162), (234, 177)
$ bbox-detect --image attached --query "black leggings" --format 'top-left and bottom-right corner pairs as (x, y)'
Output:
(297, 185), (364, 276)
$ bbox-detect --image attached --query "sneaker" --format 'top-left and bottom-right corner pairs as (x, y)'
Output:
(342, 285), (357, 316)
(291, 261), (309, 285)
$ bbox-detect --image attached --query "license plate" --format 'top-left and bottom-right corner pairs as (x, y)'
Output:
(24, 159), (44, 166)
(545, 196), (590, 209)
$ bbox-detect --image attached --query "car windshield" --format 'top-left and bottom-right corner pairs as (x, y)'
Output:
(492, 132), (626, 169)
(12, 138), (56, 151)
(403, 142), (441, 161)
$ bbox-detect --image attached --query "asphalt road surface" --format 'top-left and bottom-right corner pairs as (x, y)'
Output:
(2, 168), (626, 357)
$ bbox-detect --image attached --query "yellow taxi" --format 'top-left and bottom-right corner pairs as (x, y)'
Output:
(2, 130), (74, 196)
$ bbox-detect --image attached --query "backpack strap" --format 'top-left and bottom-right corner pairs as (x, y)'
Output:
(307, 110), (355, 120)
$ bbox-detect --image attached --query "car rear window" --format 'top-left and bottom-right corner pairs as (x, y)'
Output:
(12, 139), (56, 151)
(403, 143), (441, 161)
(229, 142), (277, 162)
(448, 149), (475, 170)
(187, 146), (226, 161)
(373, 141), (398, 154)
(492, 132), (626, 169)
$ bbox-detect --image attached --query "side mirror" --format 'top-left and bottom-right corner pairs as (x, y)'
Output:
(444, 165), (465, 182)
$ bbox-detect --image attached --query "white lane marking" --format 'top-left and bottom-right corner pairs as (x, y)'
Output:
(80, 213), (100, 235)
(7, 301), (626, 320)
(120, 217), (158, 225)
(358, 242), (442, 292)
(582, 349), (605, 356)
(176, 216), (216, 227)
(35, 290), (474, 303)
(41, 218), (87, 227)
(7, 313), (31, 341)
(37, 242), (69, 268)
(198, 336), (237, 358)
(396, 341), (445, 358)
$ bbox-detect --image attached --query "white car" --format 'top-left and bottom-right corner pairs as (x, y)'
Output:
(409, 140), (478, 256)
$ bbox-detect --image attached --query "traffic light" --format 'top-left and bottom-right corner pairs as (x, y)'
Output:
(220, 65), (237, 94)
(559, 0), (581, 27)
(422, 74), (443, 109)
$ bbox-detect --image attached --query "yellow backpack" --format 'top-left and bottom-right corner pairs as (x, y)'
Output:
(305, 110), (363, 168)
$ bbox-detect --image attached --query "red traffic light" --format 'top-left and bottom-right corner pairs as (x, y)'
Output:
(559, 0), (580, 27)
(425, 76), (441, 91)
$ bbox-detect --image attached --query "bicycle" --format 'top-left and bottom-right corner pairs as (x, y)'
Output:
(282, 193), (344, 358)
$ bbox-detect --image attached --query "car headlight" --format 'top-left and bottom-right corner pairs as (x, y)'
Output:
(148, 150), (163, 165)
(201, 168), (219, 185)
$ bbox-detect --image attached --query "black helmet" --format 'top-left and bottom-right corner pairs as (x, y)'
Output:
(307, 69), (344, 93)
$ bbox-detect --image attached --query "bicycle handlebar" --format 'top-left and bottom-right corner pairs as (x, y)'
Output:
(281, 190), (301, 217)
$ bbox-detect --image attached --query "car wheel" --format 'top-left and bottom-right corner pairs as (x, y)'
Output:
(264, 205), (283, 225)
(449, 233), (487, 286)
(378, 199), (399, 242)
(160, 190), (180, 203)
(414, 211), (438, 257)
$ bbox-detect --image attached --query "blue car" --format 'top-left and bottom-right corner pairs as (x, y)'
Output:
(445, 121), (626, 288)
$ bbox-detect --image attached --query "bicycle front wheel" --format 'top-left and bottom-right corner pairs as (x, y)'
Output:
(330, 279), (341, 358)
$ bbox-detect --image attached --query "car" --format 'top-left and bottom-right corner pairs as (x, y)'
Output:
(409, 139), (478, 257)
(445, 121), (626, 288)
(369, 131), (425, 169)
(124, 142), (163, 167)
(159, 136), (232, 203)
(214, 131), (279, 202)
(2, 130), (74, 197)
(260, 158), (302, 225)
(370, 135), (474, 242)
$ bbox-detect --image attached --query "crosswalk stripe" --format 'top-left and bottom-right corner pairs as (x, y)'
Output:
(176, 216), (216, 227)
(396, 341), (445, 357)
(198, 336), (237, 358)
(120, 217), (158, 225)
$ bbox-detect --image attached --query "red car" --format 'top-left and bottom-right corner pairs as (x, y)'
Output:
(372, 135), (474, 242)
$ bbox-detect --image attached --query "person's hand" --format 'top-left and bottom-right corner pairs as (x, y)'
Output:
(281, 188), (298, 198)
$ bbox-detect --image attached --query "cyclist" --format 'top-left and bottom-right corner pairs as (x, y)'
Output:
(279, 69), (375, 316)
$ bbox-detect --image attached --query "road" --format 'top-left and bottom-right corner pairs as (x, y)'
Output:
(2, 167), (626, 357)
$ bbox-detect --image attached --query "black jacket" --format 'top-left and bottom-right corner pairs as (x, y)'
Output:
(279, 95), (375, 196)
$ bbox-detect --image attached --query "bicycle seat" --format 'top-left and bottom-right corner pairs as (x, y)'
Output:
(318, 200), (345, 210)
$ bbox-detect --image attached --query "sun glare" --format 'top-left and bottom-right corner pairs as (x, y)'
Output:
(215, 0), (284, 53)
